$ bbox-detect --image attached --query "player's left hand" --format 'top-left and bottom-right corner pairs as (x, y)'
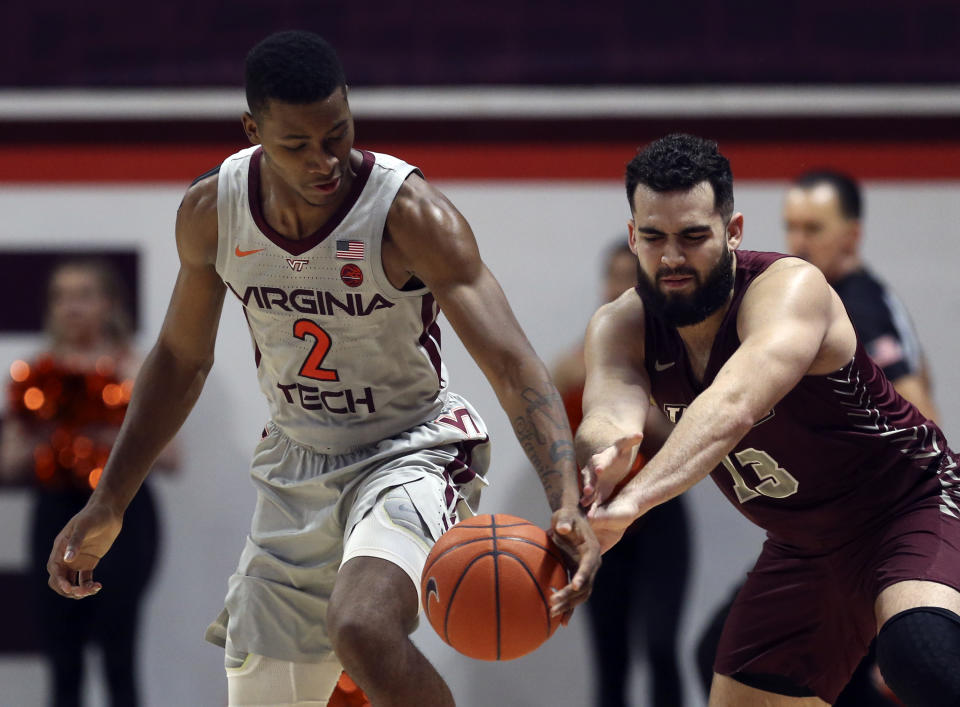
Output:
(587, 493), (642, 554)
(580, 434), (644, 508)
(547, 506), (601, 623)
(47, 499), (123, 599)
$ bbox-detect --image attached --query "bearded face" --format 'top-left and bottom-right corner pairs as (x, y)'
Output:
(634, 242), (734, 328)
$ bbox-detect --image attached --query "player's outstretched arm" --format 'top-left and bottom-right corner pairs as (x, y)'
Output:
(47, 177), (226, 599)
(589, 260), (854, 549)
(576, 294), (652, 509)
(384, 175), (600, 615)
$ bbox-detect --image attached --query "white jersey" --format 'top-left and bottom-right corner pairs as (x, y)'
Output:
(214, 146), (451, 453)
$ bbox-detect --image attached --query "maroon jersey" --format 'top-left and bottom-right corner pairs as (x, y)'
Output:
(643, 249), (959, 548)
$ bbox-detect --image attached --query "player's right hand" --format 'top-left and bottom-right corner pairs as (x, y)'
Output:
(587, 493), (642, 554)
(580, 434), (643, 508)
(548, 505), (601, 622)
(47, 501), (123, 599)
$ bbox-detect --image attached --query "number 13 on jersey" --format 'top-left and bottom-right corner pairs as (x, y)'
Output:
(721, 448), (799, 504)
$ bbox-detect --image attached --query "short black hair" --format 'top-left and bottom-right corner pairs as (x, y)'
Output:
(245, 31), (347, 117)
(625, 134), (734, 222)
(792, 170), (862, 220)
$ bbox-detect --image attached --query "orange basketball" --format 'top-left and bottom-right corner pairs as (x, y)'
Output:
(420, 513), (569, 661)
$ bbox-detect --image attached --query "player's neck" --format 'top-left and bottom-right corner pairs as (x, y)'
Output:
(677, 301), (729, 345)
(259, 178), (343, 240)
(675, 289), (735, 373)
(258, 152), (359, 240)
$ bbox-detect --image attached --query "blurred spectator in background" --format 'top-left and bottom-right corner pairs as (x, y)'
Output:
(554, 241), (691, 707)
(784, 170), (938, 422)
(0, 258), (177, 707)
(696, 171), (937, 705)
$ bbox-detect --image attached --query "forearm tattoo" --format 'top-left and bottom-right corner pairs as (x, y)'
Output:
(512, 387), (576, 509)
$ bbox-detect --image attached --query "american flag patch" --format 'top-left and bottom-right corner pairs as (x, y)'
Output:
(336, 240), (365, 260)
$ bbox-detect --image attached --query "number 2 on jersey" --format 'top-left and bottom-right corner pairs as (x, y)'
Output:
(293, 319), (339, 382)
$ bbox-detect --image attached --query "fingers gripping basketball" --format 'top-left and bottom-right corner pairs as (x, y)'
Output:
(420, 513), (569, 661)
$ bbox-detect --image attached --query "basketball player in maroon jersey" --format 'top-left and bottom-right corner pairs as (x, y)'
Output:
(579, 134), (960, 706)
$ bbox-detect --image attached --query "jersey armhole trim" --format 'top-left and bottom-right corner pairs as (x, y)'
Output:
(190, 164), (221, 186)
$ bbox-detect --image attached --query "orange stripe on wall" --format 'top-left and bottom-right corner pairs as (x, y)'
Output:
(376, 142), (960, 180)
(0, 145), (241, 184)
(2, 142), (960, 183)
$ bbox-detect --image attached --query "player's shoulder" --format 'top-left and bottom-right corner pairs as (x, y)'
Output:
(589, 289), (645, 339)
(585, 290), (646, 368)
(176, 170), (219, 266)
(740, 254), (838, 333)
(376, 145), (458, 229)
(754, 253), (811, 276)
(748, 254), (828, 293)
(390, 170), (460, 228)
(386, 170), (476, 272)
(181, 167), (219, 215)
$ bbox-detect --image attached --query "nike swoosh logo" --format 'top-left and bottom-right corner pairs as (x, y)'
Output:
(235, 245), (265, 257)
(425, 577), (440, 608)
(654, 360), (676, 371)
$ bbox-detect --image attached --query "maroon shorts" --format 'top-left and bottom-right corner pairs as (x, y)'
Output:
(714, 493), (960, 703)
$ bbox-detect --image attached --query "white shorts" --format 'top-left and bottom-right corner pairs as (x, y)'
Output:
(342, 474), (477, 600)
(224, 639), (343, 707)
(205, 393), (490, 664)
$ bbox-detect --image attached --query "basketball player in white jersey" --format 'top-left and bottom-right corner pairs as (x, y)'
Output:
(45, 31), (600, 707)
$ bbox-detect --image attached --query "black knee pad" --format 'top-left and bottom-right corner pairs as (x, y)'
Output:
(876, 607), (960, 707)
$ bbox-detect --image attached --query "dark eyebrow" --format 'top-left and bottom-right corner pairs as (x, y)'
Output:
(636, 224), (712, 236)
(678, 224), (713, 235)
(280, 119), (349, 141)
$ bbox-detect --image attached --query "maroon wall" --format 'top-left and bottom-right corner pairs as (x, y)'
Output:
(4, 0), (959, 87)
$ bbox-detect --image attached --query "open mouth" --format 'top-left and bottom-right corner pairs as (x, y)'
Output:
(311, 176), (341, 194)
